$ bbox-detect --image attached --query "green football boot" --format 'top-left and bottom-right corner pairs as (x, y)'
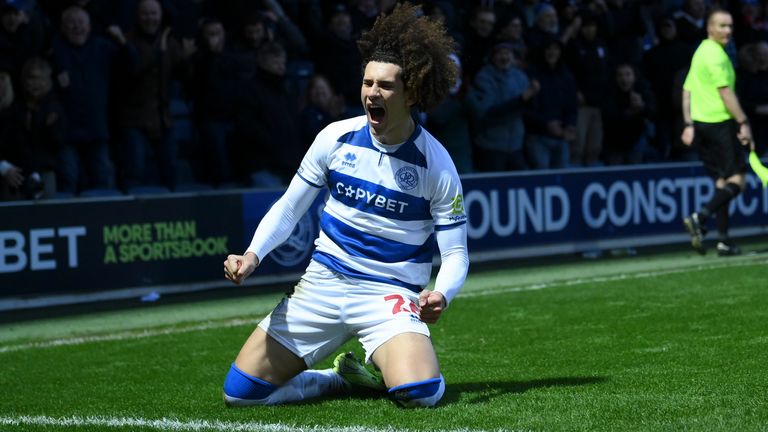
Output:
(333, 351), (385, 391)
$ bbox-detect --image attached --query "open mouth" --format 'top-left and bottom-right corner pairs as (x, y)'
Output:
(368, 105), (386, 123)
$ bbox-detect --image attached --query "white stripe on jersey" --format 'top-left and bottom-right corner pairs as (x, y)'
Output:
(298, 115), (466, 292)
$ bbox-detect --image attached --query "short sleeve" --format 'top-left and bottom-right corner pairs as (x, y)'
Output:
(705, 56), (731, 88)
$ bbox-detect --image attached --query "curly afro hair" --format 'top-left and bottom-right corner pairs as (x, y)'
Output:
(357, 2), (457, 112)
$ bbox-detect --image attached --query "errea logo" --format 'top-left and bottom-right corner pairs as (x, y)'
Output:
(342, 152), (357, 168)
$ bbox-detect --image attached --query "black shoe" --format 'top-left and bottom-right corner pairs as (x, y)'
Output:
(683, 212), (707, 255)
(716, 241), (741, 256)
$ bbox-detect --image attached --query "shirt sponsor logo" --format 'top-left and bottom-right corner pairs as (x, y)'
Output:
(335, 182), (410, 213)
(451, 194), (465, 215)
(395, 166), (418, 191)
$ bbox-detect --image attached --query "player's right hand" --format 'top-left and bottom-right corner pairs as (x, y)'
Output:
(681, 125), (694, 146)
(224, 252), (259, 285)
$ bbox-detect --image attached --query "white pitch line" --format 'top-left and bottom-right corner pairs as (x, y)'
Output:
(0, 317), (261, 354)
(460, 257), (768, 298)
(0, 415), (508, 432)
(1, 258), (765, 355)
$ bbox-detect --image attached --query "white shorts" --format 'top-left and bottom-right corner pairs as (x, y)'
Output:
(258, 260), (430, 367)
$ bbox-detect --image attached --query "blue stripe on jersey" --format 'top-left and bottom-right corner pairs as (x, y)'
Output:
(327, 171), (431, 222)
(312, 251), (423, 293)
(435, 220), (467, 231)
(337, 125), (428, 168)
(321, 213), (435, 264)
(297, 171), (324, 188)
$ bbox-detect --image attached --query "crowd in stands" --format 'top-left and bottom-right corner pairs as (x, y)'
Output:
(0, 0), (767, 200)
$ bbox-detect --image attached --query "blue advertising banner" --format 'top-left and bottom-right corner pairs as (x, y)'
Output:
(462, 163), (767, 256)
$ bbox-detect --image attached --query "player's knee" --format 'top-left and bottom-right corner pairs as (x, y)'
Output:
(388, 375), (445, 408)
(222, 362), (277, 407)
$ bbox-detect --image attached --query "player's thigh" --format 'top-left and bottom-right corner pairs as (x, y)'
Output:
(371, 332), (440, 388)
(234, 327), (306, 386)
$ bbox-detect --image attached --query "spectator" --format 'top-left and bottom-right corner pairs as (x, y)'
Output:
(233, 12), (270, 54)
(232, 41), (302, 187)
(99, 0), (178, 36)
(525, 39), (577, 169)
(50, 5), (122, 193)
(602, 63), (658, 164)
(187, 17), (246, 187)
(566, 13), (611, 166)
(733, 0), (768, 48)
(162, 0), (214, 40)
(603, 0), (650, 67)
(258, 0), (308, 60)
(526, 3), (581, 53)
(674, 0), (707, 48)
(3, 57), (66, 199)
(427, 54), (474, 174)
(737, 41), (768, 156)
(461, 6), (497, 83)
(227, 13), (271, 85)
(112, 0), (190, 190)
(642, 17), (695, 160)
(520, 0), (544, 29)
(299, 73), (347, 149)
(493, 0), (524, 26)
(468, 42), (538, 172)
(495, 14), (528, 67)
(311, 3), (362, 111)
(38, 0), (114, 36)
(423, 1), (464, 49)
(349, 0), (379, 36)
(0, 0), (49, 76)
(0, 69), (22, 199)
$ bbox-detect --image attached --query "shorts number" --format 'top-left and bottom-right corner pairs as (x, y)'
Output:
(384, 294), (418, 315)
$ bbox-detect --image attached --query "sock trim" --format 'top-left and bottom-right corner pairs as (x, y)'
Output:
(388, 377), (442, 399)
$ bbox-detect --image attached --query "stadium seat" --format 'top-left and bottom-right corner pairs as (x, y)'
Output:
(126, 185), (172, 196)
(79, 188), (124, 198)
(175, 183), (214, 193)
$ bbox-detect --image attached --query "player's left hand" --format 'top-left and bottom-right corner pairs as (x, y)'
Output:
(738, 123), (753, 149)
(418, 290), (446, 324)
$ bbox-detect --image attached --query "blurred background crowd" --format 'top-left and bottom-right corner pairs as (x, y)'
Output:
(0, 0), (767, 200)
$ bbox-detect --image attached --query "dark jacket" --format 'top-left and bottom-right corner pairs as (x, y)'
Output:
(525, 62), (578, 137)
(113, 31), (184, 136)
(4, 93), (67, 173)
(50, 34), (119, 142)
(566, 34), (611, 107)
(233, 69), (302, 181)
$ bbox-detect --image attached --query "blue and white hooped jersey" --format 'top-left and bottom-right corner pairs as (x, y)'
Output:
(297, 115), (467, 292)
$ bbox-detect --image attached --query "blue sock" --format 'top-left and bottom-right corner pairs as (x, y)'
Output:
(223, 363), (277, 405)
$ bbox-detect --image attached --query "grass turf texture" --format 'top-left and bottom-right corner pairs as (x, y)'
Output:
(1, 246), (767, 431)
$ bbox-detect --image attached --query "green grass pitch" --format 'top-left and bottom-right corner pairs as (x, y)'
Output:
(1, 244), (767, 431)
